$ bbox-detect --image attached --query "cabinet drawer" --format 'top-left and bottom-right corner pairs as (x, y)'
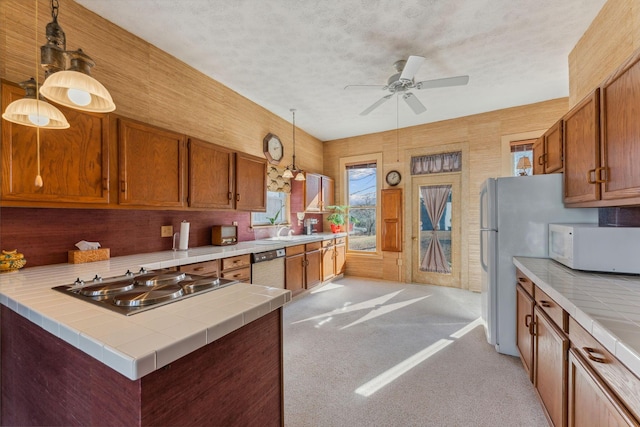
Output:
(286, 245), (305, 256)
(179, 260), (220, 277)
(305, 241), (321, 251)
(221, 266), (251, 282)
(569, 317), (640, 422)
(335, 237), (346, 245)
(221, 254), (250, 271)
(322, 239), (335, 248)
(516, 269), (534, 297)
(535, 286), (566, 331)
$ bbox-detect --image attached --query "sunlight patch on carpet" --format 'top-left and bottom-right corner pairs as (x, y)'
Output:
(355, 317), (483, 397)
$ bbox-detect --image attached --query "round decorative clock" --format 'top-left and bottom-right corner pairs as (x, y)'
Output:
(263, 133), (283, 165)
(385, 170), (401, 186)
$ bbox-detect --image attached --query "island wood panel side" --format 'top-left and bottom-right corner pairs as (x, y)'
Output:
(0, 306), (141, 426)
(140, 308), (283, 427)
(1, 305), (284, 427)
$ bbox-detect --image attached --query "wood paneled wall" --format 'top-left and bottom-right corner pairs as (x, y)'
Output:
(0, 0), (323, 174)
(569, 0), (640, 106)
(324, 98), (569, 291)
(0, 0), (323, 265)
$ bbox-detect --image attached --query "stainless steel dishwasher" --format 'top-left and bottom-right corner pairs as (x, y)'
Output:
(251, 248), (286, 288)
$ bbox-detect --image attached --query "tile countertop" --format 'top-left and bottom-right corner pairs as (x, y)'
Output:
(0, 233), (345, 381)
(513, 257), (640, 379)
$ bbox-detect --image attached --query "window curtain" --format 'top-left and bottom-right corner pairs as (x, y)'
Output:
(267, 166), (291, 193)
(411, 151), (462, 175)
(420, 185), (451, 274)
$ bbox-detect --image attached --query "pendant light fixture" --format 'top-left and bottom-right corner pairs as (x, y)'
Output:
(2, 1), (69, 129)
(39, 0), (115, 113)
(282, 108), (305, 181)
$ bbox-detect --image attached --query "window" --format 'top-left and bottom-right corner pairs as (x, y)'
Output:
(251, 191), (290, 227)
(346, 162), (377, 252)
(510, 139), (534, 176)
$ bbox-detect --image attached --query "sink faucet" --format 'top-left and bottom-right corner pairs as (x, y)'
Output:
(288, 229), (294, 237)
(276, 225), (288, 237)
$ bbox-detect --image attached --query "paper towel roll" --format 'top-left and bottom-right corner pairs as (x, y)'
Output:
(178, 221), (190, 250)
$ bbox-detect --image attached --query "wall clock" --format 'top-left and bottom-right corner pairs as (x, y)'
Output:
(385, 170), (401, 186)
(263, 133), (283, 165)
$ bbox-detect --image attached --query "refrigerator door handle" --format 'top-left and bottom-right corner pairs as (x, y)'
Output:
(480, 230), (488, 272)
(479, 186), (487, 230)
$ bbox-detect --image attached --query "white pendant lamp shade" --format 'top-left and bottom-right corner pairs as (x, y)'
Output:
(2, 96), (69, 129)
(282, 169), (294, 179)
(40, 70), (115, 113)
(295, 172), (306, 181)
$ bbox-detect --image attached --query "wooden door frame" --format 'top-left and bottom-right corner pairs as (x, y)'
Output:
(404, 143), (470, 290)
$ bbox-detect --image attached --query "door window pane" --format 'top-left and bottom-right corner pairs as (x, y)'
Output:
(419, 185), (452, 273)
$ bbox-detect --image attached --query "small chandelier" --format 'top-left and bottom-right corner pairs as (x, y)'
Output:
(282, 108), (305, 181)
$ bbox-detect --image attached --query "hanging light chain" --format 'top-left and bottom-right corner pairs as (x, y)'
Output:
(51, 0), (59, 21)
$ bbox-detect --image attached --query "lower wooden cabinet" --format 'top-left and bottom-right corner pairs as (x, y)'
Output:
(285, 243), (322, 296)
(517, 268), (640, 427)
(516, 284), (535, 382)
(534, 305), (569, 427)
(568, 349), (639, 427)
(221, 254), (251, 282)
(321, 239), (336, 282)
(179, 260), (220, 277)
(335, 238), (346, 276)
(305, 244), (322, 289)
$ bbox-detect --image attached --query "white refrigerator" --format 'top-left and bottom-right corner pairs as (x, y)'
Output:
(479, 174), (597, 356)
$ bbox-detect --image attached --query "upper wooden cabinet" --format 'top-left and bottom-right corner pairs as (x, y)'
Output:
(1, 81), (109, 205)
(599, 50), (640, 204)
(118, 117), (186, 208)
(188, 138), (234, 209)
(235, 152), (267, 211)
(304, 173), (334, 212)
(563, 49), (640, 207)
(381, 188), (402, 252)
(563, 89), (601, 205)
(534, 120), (563, 174)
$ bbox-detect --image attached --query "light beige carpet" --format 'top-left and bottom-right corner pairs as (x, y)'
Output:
(283, 277), (547, 427)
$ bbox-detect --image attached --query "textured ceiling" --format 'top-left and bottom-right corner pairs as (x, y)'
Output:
(75, 0), (606, 141)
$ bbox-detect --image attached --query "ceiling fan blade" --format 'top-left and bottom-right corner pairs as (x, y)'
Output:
(344, 84), (386, 90)
(415, 75), (469, 90)
(403, 92), (427, 115)
(399, 55), (425, 81)
(360, 94), (393, 116)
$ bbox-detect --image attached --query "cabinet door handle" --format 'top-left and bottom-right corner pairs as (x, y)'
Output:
(587, 169), (597, 184)
(529, 320), (536, 336)
(539, 300), (551, 308)
(583, 347), (607, 363)
(595, 166), (608, 183)
(103, 177), (109, 191)
(524, 314), (532, 328)
(236, 193), (240, 202)
(228, 192), (232, 201)
(120, 180), (126, 193)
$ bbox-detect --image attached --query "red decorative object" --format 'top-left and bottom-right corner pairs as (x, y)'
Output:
(330, 223), (340, 233)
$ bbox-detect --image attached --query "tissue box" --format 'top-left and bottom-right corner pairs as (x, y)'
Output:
(68, 248), (110, 264)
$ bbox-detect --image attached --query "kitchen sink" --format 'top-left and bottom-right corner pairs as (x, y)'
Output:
(253, 236), (318, 244)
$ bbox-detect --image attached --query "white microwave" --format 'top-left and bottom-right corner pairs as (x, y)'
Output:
(549, 223), (640, 274)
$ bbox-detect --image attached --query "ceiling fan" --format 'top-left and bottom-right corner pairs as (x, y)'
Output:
(345, 55), (469, 116)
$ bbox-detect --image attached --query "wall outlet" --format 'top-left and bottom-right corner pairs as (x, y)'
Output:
(161, 225), (173, 237)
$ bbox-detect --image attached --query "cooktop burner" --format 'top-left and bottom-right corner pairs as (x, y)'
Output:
(52, 268), (238, 315)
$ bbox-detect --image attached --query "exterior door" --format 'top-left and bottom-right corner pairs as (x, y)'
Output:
(411, 174), (461, 287)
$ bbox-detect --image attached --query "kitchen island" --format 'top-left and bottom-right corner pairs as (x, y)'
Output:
(0, 236), (342, 426)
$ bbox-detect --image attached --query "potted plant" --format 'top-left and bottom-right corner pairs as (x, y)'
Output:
(326, 205), (357, 233)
